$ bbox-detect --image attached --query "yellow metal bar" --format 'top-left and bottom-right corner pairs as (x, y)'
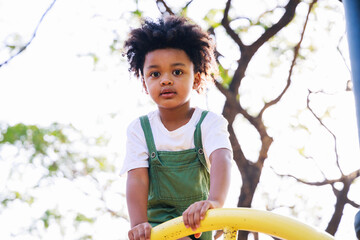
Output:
(150, 208), (334, 240)
(223, 226), (237, 240)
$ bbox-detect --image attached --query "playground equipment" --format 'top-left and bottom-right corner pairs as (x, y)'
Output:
(343, 0), (360, 140)
(355, 210), (360, 239)
(343, 0), (360, 238)
(151, 208), (334, 240)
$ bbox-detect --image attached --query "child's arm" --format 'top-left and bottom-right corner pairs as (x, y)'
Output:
(126, 168), (152, 240)
(182, 148), (232, 234)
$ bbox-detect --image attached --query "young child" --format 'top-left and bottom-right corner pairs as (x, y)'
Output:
(121, 15), (233, 240)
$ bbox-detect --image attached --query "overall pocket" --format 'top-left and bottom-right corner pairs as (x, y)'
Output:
(152, 159), (209, 201)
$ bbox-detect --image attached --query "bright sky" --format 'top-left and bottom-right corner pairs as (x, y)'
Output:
(0, 0), (359, 239)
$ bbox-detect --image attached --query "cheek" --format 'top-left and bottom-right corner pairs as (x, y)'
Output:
(144, 81), (157, 95)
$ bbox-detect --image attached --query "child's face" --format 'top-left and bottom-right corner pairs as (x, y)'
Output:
(142, 48), (200, 111)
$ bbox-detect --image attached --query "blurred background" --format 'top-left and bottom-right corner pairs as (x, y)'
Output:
(0, 0), (359, 239)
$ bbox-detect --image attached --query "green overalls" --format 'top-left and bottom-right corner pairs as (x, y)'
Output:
(139, 111), (212, 240)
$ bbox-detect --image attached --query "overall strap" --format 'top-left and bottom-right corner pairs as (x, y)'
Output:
(139, 115), (158, 160)
(194, 111), (209, 172)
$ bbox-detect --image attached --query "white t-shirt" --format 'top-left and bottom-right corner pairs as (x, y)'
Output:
(120, 107), (232, 175)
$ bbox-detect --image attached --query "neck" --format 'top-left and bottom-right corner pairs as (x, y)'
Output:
(158, 104), (194, 131)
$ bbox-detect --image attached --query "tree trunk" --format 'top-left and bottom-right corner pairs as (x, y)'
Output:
(325, 180), (351, 235)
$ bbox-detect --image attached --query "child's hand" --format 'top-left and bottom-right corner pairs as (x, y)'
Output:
(182, 200), (221, 237)
(128, 222), (152, 240)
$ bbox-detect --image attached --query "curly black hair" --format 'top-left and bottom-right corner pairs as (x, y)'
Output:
(123, 15), (217, 91)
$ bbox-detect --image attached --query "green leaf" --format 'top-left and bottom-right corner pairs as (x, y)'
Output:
(6, 45), (16, 50)
(131, 9), (143, 18)
(218, 64), (232, 88)
(298, 147), (306, 157)
(41, 210), (61, 228)
(48, 162), (59, 173)
(50, 127), (68, 143)
(26, 196), (35, 205)
(95, 157), (107, 171)
(180, 7), (188, 16)
(15, 191), (21, 199)
(0, 123), (28, 144)
(1, 198), (11, 207)
(79, 235), (93, 240)
(31, 127), (48, 154)
(75, 213), (95, 223)
(204, 9), (223, 29)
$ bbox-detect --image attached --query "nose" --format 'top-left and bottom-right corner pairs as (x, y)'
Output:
(160, 76), (173, 86)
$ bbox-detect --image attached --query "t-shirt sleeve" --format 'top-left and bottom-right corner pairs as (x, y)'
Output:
(201, 112), (233, 161)
(119, 118), (149, 175)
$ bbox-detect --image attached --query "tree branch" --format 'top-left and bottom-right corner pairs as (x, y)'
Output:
(215, 81), (255, 123)
(155, 0), (175, 15)
(0, 0), (57, 68)
(347, 199), (360, 208)
(276, 171), (341, 186)
(336, 31), (351, 74)
(184, 0), (194, 9)
(307, 90), (343, 176)
(348, 169), (360, 181)
(221, 0), (245, 52)
(250, 0), (300, 54)
(275, 168), (360, 189)
(259, 0), (316, 118)
(223, 0), (301, 101)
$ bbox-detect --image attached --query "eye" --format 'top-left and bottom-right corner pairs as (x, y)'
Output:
(173, 70), (183, 76)
(150, 72), (160, 78)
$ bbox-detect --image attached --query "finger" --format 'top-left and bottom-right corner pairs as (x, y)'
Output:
(200, 201), (210, 220)
(194, 232), (202, 238)
(141, 224), (151, 240)
(135, 227), (145, 240)
(140, 228), (147, 240)
(144, 224), (152, 240)
(133, 228), (141, 240)
(128, 231), (134, 240)
(140, 230), (146, 240)
(183, 209), (190, 228)
(193, 207), (201, 229)
(131, 229), (139, 240)
(186, 208), (196, 231)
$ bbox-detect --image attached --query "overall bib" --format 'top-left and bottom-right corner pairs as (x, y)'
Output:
(139, 111), (212, 240)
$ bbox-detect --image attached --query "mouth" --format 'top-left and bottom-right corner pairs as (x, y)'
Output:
(160, 88), (176, 97)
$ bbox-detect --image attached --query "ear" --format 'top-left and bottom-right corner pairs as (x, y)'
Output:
(193, 72), (201, 91)
(142, 78), (149, 94)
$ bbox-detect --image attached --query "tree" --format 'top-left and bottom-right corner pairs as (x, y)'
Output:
(1, 0), (359, 239)
(0, 0), (57, 68)
(145, 0), (359, 239)
(0, 123), (128, 239)
(277, 89), (360, 236)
